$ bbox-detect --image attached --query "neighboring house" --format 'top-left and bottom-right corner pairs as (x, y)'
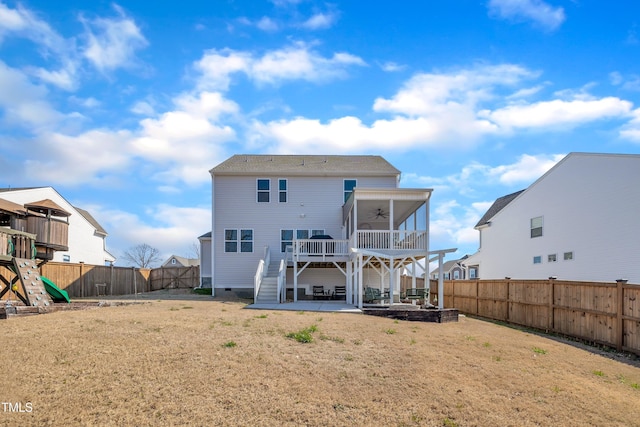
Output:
(161, 255), (199, 268)
(202, 155), (432, 308)
(463, 152), (640, 284)
(430, 255), (477, 280)
(0, 187), (115, 265)
(198, 232), (212, 287)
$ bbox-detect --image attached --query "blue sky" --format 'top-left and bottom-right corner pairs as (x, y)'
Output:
(1, 0), (639, 266)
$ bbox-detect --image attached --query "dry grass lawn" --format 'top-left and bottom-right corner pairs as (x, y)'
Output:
(1, 295), (639, 426)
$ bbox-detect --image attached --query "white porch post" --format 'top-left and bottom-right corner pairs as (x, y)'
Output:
(293, 256), (298, 302)
(357, 253), (363, 309)
(389, 257), (394, 306)
(438, 253), (444, 309)
(346, 261), (353, 304)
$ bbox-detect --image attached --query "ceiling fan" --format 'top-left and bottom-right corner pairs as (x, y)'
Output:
(369, 208), (389, 219)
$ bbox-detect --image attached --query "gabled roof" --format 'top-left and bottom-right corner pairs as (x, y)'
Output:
(198, 231), (212, 239)
(74, 206), (108, 236)
(210, 155), (401, 176)
(0, 198), (27, 216)
(162, 255), (199, 267)
(24, 199), (71, 217)
(475, 190), (525, 228)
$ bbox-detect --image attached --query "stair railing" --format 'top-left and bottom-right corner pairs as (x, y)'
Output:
(277, 258), (286, 303)
(254, 246), (270, 301)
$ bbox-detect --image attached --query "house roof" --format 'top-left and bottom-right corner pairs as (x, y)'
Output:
(24, 199), (71, 217)
(474, 190), (525, 228)
(162, 255), (200, 267)
(74, 206), (108, 236)
(198, 231), (212, 239)
(210, 155), (401, 176)
(0, 198), (27, 216)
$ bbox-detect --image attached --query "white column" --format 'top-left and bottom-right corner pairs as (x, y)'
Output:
(293, 258), (298, 302)
(389, 257), (394, 306)
(357, 253), (363, 309)
(346, 261), (353, 304)
(438, 253), (444, 309)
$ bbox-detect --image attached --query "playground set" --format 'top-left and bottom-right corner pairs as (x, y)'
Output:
(0, 198), (71, 318)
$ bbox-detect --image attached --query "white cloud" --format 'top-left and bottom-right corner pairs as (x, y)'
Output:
(487, 153), (564, 185)
(25, 129), (133, 185)
(488, 0), (565, 31)
(256, 16), (279, 32)
(619, 108), (640, 142)
(99, 204), (211, 263)
(195, 43), (366, 90)
(81, 4), (148, 72)
(131, 101), (155, 116)
(380, 61), (407, 72)
(481, 97), (632, 131)
(300, 12), (337, 30)
(373, 64), (538, 116)
(403, 153), (564, 193)
(0, 61), (62, 129)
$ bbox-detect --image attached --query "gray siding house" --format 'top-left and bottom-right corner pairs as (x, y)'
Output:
(201, 155), (433, 308)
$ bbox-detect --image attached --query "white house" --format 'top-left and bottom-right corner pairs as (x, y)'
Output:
(202, 155), (433, 308)
(463, 152), (640, 284)
(429, 255), (477, 280)
(0, 187), (115, 265)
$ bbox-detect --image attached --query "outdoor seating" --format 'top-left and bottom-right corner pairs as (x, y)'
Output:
(403, 288), (429, 303)
(364, 287), (388, 303)
(312, 285), (325, 300)
(333, 286), (346, 300)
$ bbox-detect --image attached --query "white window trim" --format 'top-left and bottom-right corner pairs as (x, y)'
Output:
(224, 229), (254, 253)
(344, 179), (357, 203)
(563, 251), (574, 261)
(278, 178), (288, 203)
(530, 216), (543, 238)
(257, 178), (270, 203)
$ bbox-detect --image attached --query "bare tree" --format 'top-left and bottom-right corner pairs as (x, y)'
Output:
(186, 241), (200, 259)
(122, 243), (162, 268)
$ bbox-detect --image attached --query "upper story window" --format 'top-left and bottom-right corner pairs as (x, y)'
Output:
(257, 179), (270, 203)
(530, 216), (543, 238)
(278, 179), (287, 203)
(344, 179), (357, 203)
(171, 258), (176, 265)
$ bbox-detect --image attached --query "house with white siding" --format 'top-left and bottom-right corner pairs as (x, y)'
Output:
(0, 187), (115, 265)
(463, 152), (640, 284)
(201, 155), (433, 308)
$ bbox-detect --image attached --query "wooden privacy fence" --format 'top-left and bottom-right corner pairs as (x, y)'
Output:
(148, 266), (200, 291)
(426, 278), (640, 356)
(1, 262), (199, 299)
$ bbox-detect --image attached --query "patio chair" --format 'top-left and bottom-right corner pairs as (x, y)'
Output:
(404, 288), (429, 304)
(313, 285), (324, 300)
(334, 286), (346, 300)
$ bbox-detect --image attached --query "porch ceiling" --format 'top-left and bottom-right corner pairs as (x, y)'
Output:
(355, 199), (424, 229)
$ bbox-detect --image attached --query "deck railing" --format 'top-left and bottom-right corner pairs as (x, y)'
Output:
(293, 239), (350, 260)
(254, 246), (270, 301)
(351, 230), (427, 251)
(0, 229), (36, 259)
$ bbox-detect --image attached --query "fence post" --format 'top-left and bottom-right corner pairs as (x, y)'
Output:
(548, 277), (556, 332)
(110, 263), (114, 296)
(80, 262), (85, 298)
(616, 279), (627, 352)
(505, 277), (511, 323)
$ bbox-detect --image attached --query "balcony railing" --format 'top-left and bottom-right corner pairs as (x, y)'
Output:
(293, 239), (350, 260)
(351, 230), (427, 251)
(292, 230), (428, 259)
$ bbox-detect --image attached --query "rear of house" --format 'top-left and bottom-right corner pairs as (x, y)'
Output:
(203, 154), (432, 307)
